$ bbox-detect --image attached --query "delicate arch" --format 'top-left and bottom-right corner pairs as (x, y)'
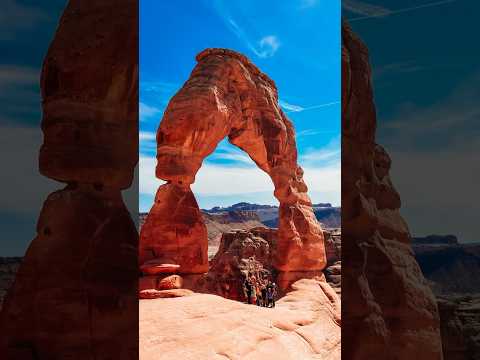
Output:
(140, 49), (326, 273)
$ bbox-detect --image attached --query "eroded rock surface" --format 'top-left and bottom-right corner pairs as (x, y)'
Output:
(140, 278), (340, 360)
(342, 22), (443, 359)
(200, 227), (275, 301)
(140, 48), (326, 274)
(437, 294), (480, 360)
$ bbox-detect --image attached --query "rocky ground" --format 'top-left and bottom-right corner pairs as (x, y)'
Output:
(140, 277), (340, 360)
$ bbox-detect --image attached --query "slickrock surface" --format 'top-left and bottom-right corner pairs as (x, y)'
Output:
(140, 48), (326, 275)
(0, 1), (138, 358)
(140, 278), (340, 360)
(342, 21), (443, 359)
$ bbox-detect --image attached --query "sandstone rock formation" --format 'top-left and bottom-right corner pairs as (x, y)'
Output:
(0, 1), (138, 359)
(140, 278), (340, 360)
(437, 294), (480, 360)
(342, 21), (443, 359)
(200, 227), (275, 301)
(140, 48), (326, 274)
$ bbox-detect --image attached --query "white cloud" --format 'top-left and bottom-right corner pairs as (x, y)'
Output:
(279, 100), (304, 112)
(257, 35), (280, 58)
(227, 19), (280, 59)
(139, 131), (156, 141)
(139, 102), (162, 122)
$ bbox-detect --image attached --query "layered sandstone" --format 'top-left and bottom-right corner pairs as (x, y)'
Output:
(342, 22), (443, 359)
(140, 278), (340, 360)
(0, 1), (138, 358)
(140, 48), (326, 274)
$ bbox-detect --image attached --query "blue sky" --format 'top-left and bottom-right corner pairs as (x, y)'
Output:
(140, 0), (341, 211)
(344, 0), (480, 242)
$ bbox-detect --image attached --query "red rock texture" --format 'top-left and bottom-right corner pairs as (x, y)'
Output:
(158, 275), (183, 290)
(140, 48), (326, 274)
(342, 21), (443, 359)
(139, 278), (340, 360)
(198, 228), (275, 301)
(139, 183), (209, 273)
(140, 261), (180, 275)
(0, 1), (138, 359)
(139, 288), (194, 299)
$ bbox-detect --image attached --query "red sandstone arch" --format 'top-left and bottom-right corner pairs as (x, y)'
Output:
(140, 48), (326, 274)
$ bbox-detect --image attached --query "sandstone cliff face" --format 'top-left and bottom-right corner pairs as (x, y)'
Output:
(0, 1), (138, 359)
(342, 22), (443, 359)
(140, 48), (326, 274)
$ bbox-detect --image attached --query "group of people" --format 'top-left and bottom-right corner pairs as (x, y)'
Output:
(243, 273), (276, 308)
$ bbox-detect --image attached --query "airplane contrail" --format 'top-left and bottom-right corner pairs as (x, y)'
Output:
(284, 101), (340, 114)
(347, 0), (457, 22)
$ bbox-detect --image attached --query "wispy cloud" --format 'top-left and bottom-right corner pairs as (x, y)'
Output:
(282, 100), (340, 114)
(140, 81), (179, 94)
(296, 129), (338, 138)
(139, 102), (162, 122)
(0, 1), (51, 40)
(344, 0), (456, 22)
(0, 65), (38, 88)
(299, 136), (340, 166)
(373, 61), (425, 79)
(342, 0), (391, 18)
(227, 18), (280, 59)
(279, 100), (304, 112)
(258, 35), (280, 58)
(206, 140), (256, 167)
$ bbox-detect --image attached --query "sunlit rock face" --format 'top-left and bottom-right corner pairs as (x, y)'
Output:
(341, 21), (443, 360)
(0, 1), (138, 359)
(140, 48), (326, 275)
